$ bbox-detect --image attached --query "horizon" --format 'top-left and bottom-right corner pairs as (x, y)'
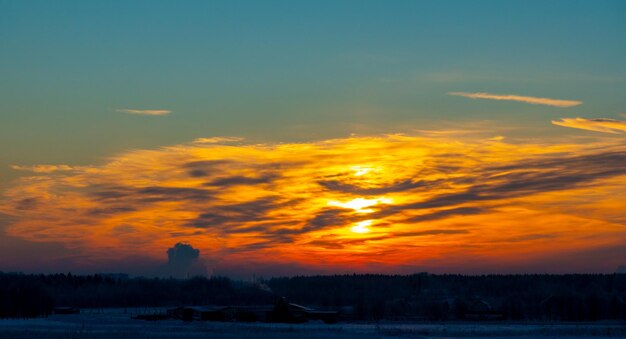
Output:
(2, 0), (626, 278)
(3, 269), (626, 280)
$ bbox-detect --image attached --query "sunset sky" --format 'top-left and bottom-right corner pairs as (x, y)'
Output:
(1, 0), (626, 277)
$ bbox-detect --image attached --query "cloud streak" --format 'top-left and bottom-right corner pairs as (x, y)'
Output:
(116, 108), (171, 116)
(10, 164), (76, 173)
(448, 92), (582, 107)
(552, 118), (626, 134)
(193, 137), (243, 144)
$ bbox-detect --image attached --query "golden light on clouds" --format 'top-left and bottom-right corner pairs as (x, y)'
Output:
(115, 108), (172, 116)
(2, 134), (626, 273)
(553, 117), (626, 134)
(448, 92), (582, 107)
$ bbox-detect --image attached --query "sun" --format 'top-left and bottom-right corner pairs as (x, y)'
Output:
(327, 197), (392, 213)
(350, 220), (373, 234)
(351, 166), (373, 176)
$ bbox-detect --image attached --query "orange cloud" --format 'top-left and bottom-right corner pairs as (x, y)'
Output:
(10, 164), (77, 173)
(2, 134), (625, 273)
(115, 108), (171, 116)
(448, 92), (582, 107)
(192, 137), (243, 144)
(553, 117), (626, 134)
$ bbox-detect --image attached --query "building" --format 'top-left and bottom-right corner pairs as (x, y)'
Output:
(164, 298), (339, 323)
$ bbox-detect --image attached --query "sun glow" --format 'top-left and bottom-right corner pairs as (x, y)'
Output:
(351, 166), (374, 176)
(350, 220), (373, 234)
(327, 197), (392, 213)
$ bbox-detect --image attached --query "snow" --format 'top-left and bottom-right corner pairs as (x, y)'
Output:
(0, 308), (624, 338)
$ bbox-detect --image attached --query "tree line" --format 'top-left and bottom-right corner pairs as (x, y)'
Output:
(268, 273), (626, 321)
(1, 271), (625, 321)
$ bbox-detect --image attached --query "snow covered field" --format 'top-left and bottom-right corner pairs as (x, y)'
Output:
(1, 309), (625, 338)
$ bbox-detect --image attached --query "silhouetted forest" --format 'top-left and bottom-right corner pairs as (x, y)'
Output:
(269, 274), (626, 321)
(1, 272), (625, 321)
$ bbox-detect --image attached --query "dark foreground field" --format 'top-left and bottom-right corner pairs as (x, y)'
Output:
(1, 309), (625, 339)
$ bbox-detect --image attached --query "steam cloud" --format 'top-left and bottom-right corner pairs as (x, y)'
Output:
(165, 242), (206, 278)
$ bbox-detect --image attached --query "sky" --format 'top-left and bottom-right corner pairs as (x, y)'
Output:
(1, 0), (626, 278)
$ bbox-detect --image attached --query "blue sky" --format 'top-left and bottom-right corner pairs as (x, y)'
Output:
(2, 0), (625, 181)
